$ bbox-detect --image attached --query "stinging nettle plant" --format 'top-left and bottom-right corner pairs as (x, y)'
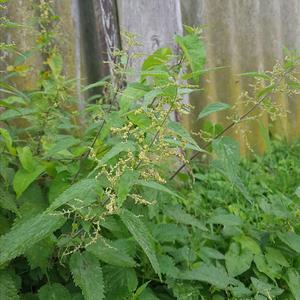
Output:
(1, 2), (300, 298)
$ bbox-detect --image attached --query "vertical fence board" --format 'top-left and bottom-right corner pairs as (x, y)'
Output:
(116, 0), (183, 76)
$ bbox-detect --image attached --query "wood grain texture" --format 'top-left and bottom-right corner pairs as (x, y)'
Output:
(181, 0), (300, 152)
(117, 0), (183, 76)
(79, 0), (120, 88)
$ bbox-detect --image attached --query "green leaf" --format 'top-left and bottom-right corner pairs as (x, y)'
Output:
(136, 180), (182, 199)
(13, 164), (45, 198)
(0, 187), (19, 215)
(180, 263), (231, 289)
(285, 269), (300, 299)
(47, 179), (97, 211)
(164, 205), (207, 231)
(200, 247), (225, 260)
(175, 34), (205, 82)
(198, 102), (231, 119)
(251, 277), (283, 298)
(212, 137), (253, 204)
(26, 236), (55, 272)
(98, 142), (136, 167)
(47, 54), (63, 77)
(167, 121), (202, 152)
(277, 231), (300, 253)
(208, 214), (242, 227)
(103, 266), (138, 300)
(86, 238), (136, 268)
(0, 213), (65, 266)
(17, 146), (35, 171)
(265, 247), (289, 267)
(233, 235), (261, 255)
(116, 170), (139, 206)
(142, 48), (173, 71)
(239, 72), (271, 80)
(120, 209), (161, 279)
(38, 283), (71, 300)
(120, 83), (150, 113)
(225, 243), (253, 277)
(70, 251), (104, 300)
(0, 128), (16, 155)
(0, 271), (19, 300)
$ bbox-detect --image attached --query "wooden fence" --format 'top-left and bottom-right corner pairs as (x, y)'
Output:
(2, 0), (300, 153)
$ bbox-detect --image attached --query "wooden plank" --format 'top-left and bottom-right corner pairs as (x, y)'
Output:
(79, 0), (120, 88)
(117, 0), (183, 76)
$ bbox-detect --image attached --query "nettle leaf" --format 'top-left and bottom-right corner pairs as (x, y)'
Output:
(17, 146), (35, 171)
(70, 251), (104, 300)
(164, 205), (207, 231)
(136, 180), (182, 200)
(25, 236), (56, 272)
(0, 187), (19, 215)
(13, 164), (45, 198)
(47, 179), (97, 212)
(225, 242), (253, 277)
(120, 209), (161, 279)
(103, 266), (138, 300)
(86, 238), (136, 268)
(0, 271), (19, 300)
(142, 47), (173, 71)
(180, 263), (232, 289)
(212, 137), (253, 204)
(158, 254), (179, 277)
(198, 102), (231, 120)
(167, 121), (202, 152)
(208, 213), (242, 227)
(47, 54), (63, 77)
(116, 169), (139, 206)
(98, 142), (136, 167)
(200, 247), (225, 260)
(277, 231), (300, 253)
(0, 213), (65, 266)
(175, 33), (205, 82)
(38, 283), (71, 300)
(251, 277), (284, 298)
(120, 83), (150, 113)
(0, 128), (16, 155)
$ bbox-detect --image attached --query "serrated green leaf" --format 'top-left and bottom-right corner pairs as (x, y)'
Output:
(136, 180), (182, 200)
(98, 142), (136, 167)
(200, 247), (225, 260)
(0, 271), (19, 300)
(175, 34), (205, 82)
(17, 146), (38, 172)
(120, 83), (150, 113)
(86, 238), (136, 267)
(208, 214), (242, 226)
(0, 213), (65, 266)
(26, 236), (55, 272)
(116, 170), (139, 206)
(251, 277), (283, 297)
(180, 263), (231, 289)
(0, 187), (18, 215)
(164, 205), (207, 231)
(120, 209), (161, 279)
(142, 48), (173, 71)
(70, 251), (104, 300)
(13, 164), (45, 198)
(198, 102), (231, 120)
(47, 54), (63, 77)
(47, 179), (97, 212)
(38, 283), (71, 300)
(103, 266), (137, 300)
